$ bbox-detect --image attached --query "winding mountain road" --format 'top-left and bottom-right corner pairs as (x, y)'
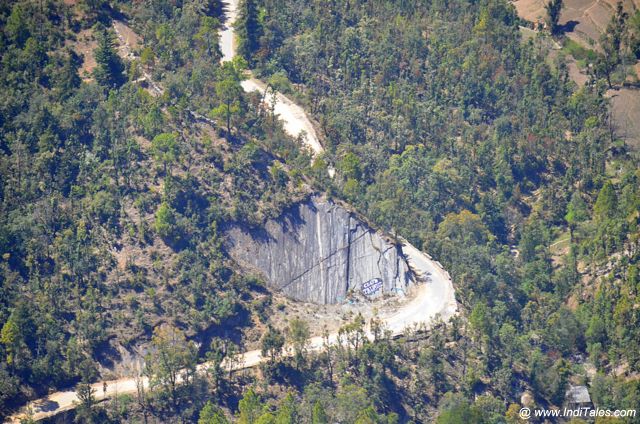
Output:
(6, 239), (456, 423)
(219, 0), (325, 157)
(4, 3), (457, 422)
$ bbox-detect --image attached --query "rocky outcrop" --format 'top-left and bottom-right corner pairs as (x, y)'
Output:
(224, 196), (413, 304)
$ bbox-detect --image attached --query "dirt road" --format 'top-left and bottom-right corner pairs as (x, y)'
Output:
(219, 0), (239, 63)
(241, 78), (324, 154)
(6, 238), (456, 423)
(219, 0), (325, 158)
(4, 5), (458, 422)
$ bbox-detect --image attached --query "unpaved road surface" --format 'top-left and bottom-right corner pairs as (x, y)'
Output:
(241, 78), (324, 154)
(5, 4), (458, 422)
(219, 0), (325, 157)
(219, 0), (239, 63)
(6, 241), (456, 423)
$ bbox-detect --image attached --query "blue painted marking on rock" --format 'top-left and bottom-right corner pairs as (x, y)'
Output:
(362, 278), (383, 296)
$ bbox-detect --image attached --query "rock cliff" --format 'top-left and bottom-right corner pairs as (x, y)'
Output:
(224, 196), (413, 304)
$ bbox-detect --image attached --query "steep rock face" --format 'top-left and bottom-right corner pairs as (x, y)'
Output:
(224, 196), (413, 304)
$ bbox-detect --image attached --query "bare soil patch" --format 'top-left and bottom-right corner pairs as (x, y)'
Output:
(607, 88), (640, 151)
(512, 0), (640, 48)
(512, 0), (547, 24)
(113, 20), (141, 60)
(66, 28), (96, 81)
(512, 0), (640, 152)
(567, 58), (589, 86)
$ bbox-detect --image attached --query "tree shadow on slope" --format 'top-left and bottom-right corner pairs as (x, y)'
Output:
(196, 304), (253, 357)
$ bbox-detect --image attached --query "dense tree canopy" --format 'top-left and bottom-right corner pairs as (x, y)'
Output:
(0, 0), (638, 422)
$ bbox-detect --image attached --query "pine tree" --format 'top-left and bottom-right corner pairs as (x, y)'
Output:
(199, 401), (229, 424)
(238, 388), (263, 424)
(594, 181), (618, 221)
(545, 0), (563, 34)
(151, 133), (179, 175)
(75, 382), (97, 423)
(598, 2), (629, 87)
(93, 26), (125, 89)
(260, 325), (285, 364)
(312, 401), (328, 424)
(212, 77), (242, 137)
(237, 0), (262, 63)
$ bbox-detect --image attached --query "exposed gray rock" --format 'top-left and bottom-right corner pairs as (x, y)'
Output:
(224, 196), (413, 304)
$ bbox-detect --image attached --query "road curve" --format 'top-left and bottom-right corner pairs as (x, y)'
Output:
(6, 241), (456, 423)
(241, 78), (325, 155)
(4, 4), (458, 423)
(219, 0), (325, 157)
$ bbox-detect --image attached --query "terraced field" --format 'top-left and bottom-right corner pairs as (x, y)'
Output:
(513, 0), (640, 48)
(512, 0), (640, 151)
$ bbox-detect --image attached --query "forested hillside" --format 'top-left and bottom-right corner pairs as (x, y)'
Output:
(243, 0), (640, 419)
(0, 0), (312, 418)
(0, 0), (639, 422)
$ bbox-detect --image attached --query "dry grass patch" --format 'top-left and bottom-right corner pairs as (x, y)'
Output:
(607, 88), (640, 151)
(65, 28), (97, 81)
